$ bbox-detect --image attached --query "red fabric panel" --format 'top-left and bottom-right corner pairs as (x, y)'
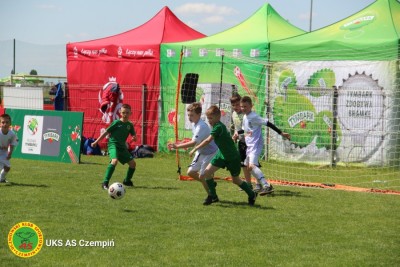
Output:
(65, 6), (206, 151)
(67, 61), (159, 150)
(67, 61), (159, 86)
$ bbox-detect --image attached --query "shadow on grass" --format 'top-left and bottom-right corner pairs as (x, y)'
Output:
(1, 182), (49, 188)
(79, 161), (103, 165)
(122, 209), (136, 213)
(217, 200), (275, 210)
(272, 190), (310, 198)
(132, 185), (179, 190)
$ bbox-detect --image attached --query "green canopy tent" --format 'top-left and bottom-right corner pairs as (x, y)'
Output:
(159, 3), (305, 151)
(270, 0), (400, 61)
(268, 0), (400, 166)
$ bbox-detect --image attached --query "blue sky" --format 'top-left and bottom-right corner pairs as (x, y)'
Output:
(0, 0), (376, 77)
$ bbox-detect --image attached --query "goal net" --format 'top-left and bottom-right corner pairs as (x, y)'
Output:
(159, 47), (400, 194)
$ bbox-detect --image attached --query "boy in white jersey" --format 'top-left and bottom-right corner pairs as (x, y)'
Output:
(240, 96), (291, 195)
(170, 102), (218, 195)
(230, 94), (253, 189)
(0, 114), (18, 183)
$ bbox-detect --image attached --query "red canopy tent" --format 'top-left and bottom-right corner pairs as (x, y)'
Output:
(66, 6), (205, 150)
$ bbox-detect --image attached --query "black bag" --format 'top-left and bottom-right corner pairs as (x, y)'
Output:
(131, 145), (155, 158)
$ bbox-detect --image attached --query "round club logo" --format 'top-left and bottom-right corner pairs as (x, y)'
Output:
(8, 222), (44, 258)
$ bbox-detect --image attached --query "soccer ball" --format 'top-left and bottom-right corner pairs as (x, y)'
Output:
(108, 182), (126, 200)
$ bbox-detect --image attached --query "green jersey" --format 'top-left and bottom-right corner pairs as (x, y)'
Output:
(211, 121), (239, 160)
(107, 120), (136, 148)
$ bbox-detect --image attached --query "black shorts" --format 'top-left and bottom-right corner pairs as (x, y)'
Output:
(238, 140), (261, 168)
(238, 140), (247, 167)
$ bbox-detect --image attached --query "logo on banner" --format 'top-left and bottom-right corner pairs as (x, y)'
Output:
(8, 222), (44, 258)
(340, 12), (376, 39)
(43, 131), (60, 143)
(118, 46), (123, 58)
(27, 118), (39, 135)
(340, 13), (376, 31)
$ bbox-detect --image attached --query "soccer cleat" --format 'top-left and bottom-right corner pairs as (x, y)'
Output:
(253, 183), (262, 193)
(0, 179), (8, 183)
(259, 185), (274, 196)
(102, 182), (109, 190)
(248, 192), (258, 206)
(203, 195), (219, 205)
(123, 180), (134, 187)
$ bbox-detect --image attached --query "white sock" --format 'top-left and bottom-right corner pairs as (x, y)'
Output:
(251, 166), (269, 187)
(0, 169), (6, 180)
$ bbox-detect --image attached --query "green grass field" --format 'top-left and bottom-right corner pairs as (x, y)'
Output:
(1, 154), (399, 266)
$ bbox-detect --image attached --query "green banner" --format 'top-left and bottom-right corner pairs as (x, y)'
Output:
(158, 58), (267, 152)
(7, 109), (83, 163)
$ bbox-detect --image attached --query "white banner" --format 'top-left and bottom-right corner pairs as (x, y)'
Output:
(270, 60), (397, 166)
(3, 86), (43, 110)
(21, 116), (44, 154)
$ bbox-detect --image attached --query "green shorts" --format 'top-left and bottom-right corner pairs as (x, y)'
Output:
(210, 151), (241, 177)
(108, 145), (134, 164)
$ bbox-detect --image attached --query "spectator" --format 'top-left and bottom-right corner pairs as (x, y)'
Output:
(50, 82), (64, 111)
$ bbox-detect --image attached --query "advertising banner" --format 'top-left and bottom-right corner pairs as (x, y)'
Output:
(270, 60), (398, 166)
(7, 109), (83, 163)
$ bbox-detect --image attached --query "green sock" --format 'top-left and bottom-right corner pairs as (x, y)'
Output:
(103, 164), (115, 183)
(247, 181), (253, 189)
(206, 179), (217, 198)
(124, 168), (135, 182)
(239, 181), (255, 198)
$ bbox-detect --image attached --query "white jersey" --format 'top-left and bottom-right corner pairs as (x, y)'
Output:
(0, 129), (18, 162)
(242, 111), (268, 155)
(192, 119), (218, 155)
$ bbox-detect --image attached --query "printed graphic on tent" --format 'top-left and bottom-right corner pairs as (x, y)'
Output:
(337, 72), (384, 162)
(270, 61), (391, 165)
(269, 0), (398, 165)
(273, 69), (342, 150)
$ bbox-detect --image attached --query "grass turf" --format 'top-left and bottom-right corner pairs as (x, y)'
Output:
(0, 154), (399, 266)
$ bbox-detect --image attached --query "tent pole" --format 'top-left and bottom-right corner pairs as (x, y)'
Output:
(141, 83), (147, 145)
(309, 0), (313, 32)
(331, 86), (338, 168)
(11, 39), (16, 84)
(264, 59), (270, 161)
(174, 47), (185, 176)
(219, 52), (224, 108)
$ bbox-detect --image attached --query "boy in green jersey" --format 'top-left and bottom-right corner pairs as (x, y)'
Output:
(91, 104), (137, 189)
(190, 105), (257, 206)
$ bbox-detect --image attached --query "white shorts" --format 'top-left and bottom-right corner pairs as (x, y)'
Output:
(244, 152), (261, 167)
(188, 151), (217, 175)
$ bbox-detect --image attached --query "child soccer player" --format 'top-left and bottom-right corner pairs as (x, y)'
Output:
(230, 93), (252, 189)
(170, 102), (218, 194)
(190, 105), (257, 206)
(240, 96), (291, 195)
(0, 114), (18, 183)
(91, 104), (137, 190)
